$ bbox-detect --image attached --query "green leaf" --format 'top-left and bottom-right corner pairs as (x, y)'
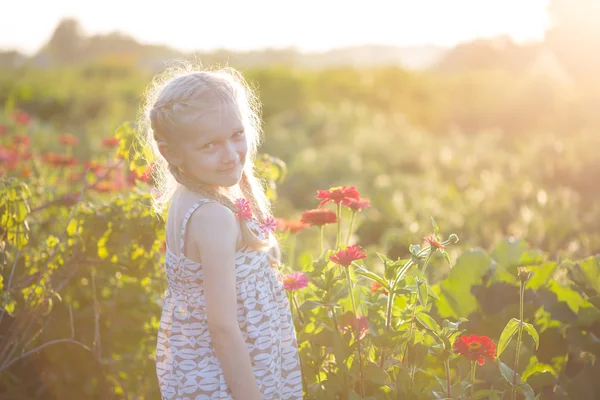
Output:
(417, 280), (428, 307)
(437, 249), (490, 319)
(416, 312), (441, 333)
(522, 322), (539, 350)
(355, 267), (389, 291)
(431, 217), (440, 234)
(498, 318), (520, 357)
(299, 300), (323, 312)
(497, 361), (536, 400)
(441, 250), (451, 265)
(364, 363), (391, 385)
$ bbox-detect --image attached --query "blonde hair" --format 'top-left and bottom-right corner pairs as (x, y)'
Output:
(137, 61), (277, 255)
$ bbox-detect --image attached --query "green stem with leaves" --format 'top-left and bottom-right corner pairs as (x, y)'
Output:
(402, 249), (434, 364)
(330, 306), (348, 398)
(379, 287), (395, 368)
(345, 265), (365, 397)
(512, 279), (526, 400)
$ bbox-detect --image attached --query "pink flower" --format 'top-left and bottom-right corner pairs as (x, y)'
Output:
(339, 311), (369, 339)
(329, 244), (367, 267)
(346, 197), (372, 212)
(316, 185), (361, 207)
(283, 272), (309, 291)
(235, 198), (253, 220)
(260, 216), (277, 234)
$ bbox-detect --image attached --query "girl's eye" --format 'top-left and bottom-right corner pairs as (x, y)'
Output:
(233, 131), (245, 138)
(203, 143), (214, 149)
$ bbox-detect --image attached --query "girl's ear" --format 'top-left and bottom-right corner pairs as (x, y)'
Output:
(157, 141), (184, 167)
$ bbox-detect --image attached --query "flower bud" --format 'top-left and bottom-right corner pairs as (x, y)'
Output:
(518, 267), (531, 283)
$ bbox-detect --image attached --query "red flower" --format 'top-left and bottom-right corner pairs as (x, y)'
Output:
(0, 147), (18, 170)
(347, 197), (372, 212)
(316, 185), (361, 207)
(101, 137), (120, 149)
(235, 198), (253, 220)
(0, 124), (7, 136)
(12, 110), (32, 126)
(259, 216), (277, 235)
(12, 135), (30, 147)
(370, 281), (388, 295)
(283, 272), (309, 291)
(275, 218), (310, 234)
(300, 208), (337, 226)
(329, 244), (367, 267)
(93, 181), (121, 192)
(424, 235), (445, 249)
(85, 160), (105, 175)
(453, 334), (497, 365)
(58, 133), (79, 146)
(339, 311), (369, 339)
(43, 152), (78, 167)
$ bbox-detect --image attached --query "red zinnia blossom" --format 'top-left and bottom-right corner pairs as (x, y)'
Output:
(12, 110), (32, 126)
(43, 152), (77, 167)
(58, 133), (79, 146)
(259, 216), (277, 235)
(424, 235), (445, 249)
(300, 208), (337, 226)
(370, 281), (388, 295)
(12, 135), (30, 147)
(0, 147), (18, 170)
(275, 218), (310, 234)
(453, 334), (497, 365)
(101, 137), (120, 149)
(329, 244), (367, 267)
(235, 198), (253, 220)
(346, 197), (372, 212)
(93, 181), (121, 192)
(339, 312), (369, 339)
(283, 272), (309, 291)
(316, 185), (361, 207)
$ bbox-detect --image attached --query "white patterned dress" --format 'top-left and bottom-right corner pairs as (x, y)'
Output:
(156, 199), (303, 399)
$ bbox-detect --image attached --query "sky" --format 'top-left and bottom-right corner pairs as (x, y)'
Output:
(0, 0), (551, 55)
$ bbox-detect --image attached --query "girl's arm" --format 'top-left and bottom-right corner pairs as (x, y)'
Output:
(187, 203), (262, 400)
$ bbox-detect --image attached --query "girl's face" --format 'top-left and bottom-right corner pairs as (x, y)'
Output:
(179, 103), (248, 188)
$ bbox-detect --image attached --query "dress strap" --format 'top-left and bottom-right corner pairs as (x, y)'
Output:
(179, 199), (219, 255)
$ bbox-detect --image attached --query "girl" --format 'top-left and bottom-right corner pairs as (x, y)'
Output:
(138, 63), (303, 399)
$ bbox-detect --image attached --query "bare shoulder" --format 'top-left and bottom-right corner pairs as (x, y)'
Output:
(185, 201), (241, 258)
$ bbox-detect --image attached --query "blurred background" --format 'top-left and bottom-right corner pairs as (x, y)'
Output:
(1, 0), (600, 398)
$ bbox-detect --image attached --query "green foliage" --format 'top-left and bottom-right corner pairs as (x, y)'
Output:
(1, 62), (600, 399)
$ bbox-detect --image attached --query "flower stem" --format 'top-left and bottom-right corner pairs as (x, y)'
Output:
(345, 266), (365, 397)
(444, 359), (452, 398)
(292, 293), (305, 326)
(330, 306), (348, 397)
(289, 233), (297, 270)
(470, 361), (477, 399)
(512, 280), (525, 400)
(379, 287), (395, 368)
(318, 226), (324, 257)
(335, 203), (342, 249)
(346, 211), (356, 246)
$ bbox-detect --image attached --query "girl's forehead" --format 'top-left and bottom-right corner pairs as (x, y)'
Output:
(190, 104), (243, 137)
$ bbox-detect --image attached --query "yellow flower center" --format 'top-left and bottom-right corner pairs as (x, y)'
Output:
(468, 342), (482, 352)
